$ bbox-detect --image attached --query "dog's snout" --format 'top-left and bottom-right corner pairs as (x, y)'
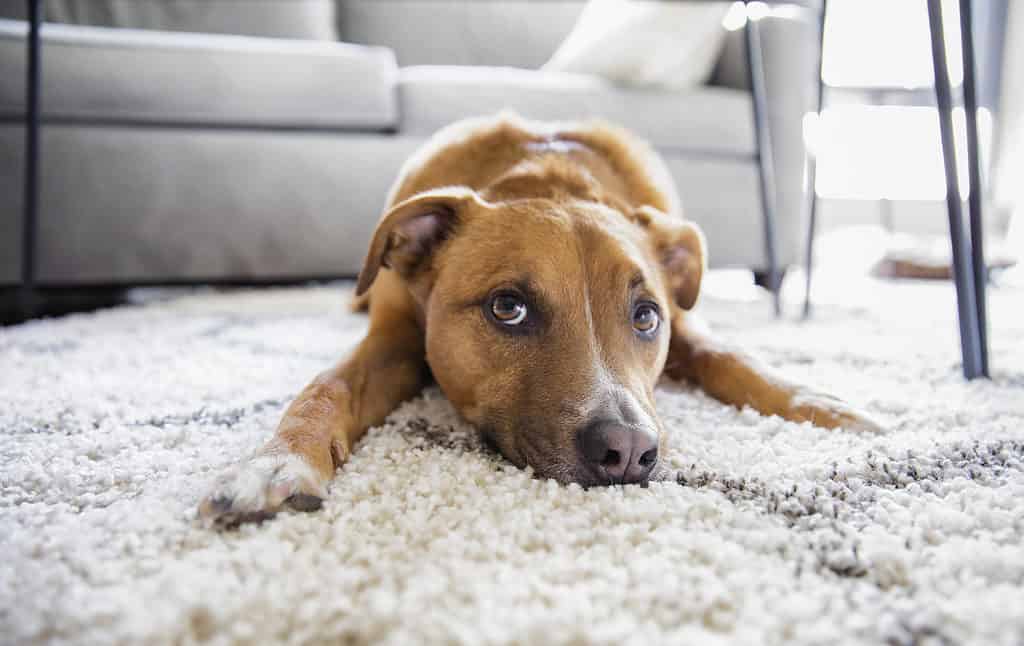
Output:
(579, 421), (657, 484)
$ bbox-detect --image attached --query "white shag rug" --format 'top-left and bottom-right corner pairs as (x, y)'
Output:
(2, 277), (1024, 646)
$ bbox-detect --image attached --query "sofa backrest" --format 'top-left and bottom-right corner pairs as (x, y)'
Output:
(335, 0), (585, 69)
(0, 0), (755, 89)
(338, 0), (753, 90)
(0, 0), (337, 41)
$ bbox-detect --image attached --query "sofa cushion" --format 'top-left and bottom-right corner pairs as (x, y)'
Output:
(336, 0), (585, 68)
(0, 19), (397, 129)
(0, 0), (337, 41)
(0, 124), (423, 283)
(0, 125), (786, 284)
(398, 66), (755, 155)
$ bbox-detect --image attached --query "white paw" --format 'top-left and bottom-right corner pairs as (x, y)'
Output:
(790, 390), (885, 434)
(198, 452), (328, 529)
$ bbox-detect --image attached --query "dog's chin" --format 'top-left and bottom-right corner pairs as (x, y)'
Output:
(520, 445), (608, 487)
(490, 441), (645, 487)
(477, 424), (614, 487)
(523, 448), (661, 488)
(490, 435), (567, 484)
(525, 460), (588, 486)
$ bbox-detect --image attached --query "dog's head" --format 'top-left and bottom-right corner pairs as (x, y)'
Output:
(356, 187), (705, 486)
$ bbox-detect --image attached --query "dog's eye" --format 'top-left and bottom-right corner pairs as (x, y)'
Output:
(490, 293), (528, 326)
(632, 302), (660, 336)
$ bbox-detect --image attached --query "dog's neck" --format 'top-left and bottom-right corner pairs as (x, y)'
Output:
(484, 157), (598, 201)
(482, 140), (629, 214)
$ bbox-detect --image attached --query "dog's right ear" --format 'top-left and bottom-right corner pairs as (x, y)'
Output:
(355, 187), (485, 296)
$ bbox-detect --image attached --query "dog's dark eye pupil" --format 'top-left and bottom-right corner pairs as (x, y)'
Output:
(633, 304), (659, 334)
(491, 295), (527, 325)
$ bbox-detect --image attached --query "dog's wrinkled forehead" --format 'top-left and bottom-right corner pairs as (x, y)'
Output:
(436, 200), (667, 306)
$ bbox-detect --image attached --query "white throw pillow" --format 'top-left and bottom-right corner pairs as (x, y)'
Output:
(543, 0), (731, 89)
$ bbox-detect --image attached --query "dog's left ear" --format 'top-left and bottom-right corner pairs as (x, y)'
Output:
(355, 187), (485, 296)
(632, 205), (706, 310)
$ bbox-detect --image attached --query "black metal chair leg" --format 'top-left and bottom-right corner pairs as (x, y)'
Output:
(958, 0), (990, 377)
(743, 4), (782, 317)
(926, 0), (983, 379)
(803, 0), (827, 320)
(19, 0), (41, 320)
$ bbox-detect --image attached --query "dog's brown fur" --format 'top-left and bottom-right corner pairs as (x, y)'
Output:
(199, 114), (878, 527)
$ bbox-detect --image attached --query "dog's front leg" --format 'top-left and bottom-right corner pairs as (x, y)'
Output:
(198, 319), (427, 528)
(664, 312), (881, 433)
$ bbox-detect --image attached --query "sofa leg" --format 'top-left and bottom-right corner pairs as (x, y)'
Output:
(803, 0), (828, 321)
(743, 3), (781, 318)
(926, 0), (984, 379)
(19, 0), (42, 321)
(957, 0), (990, 377)
(753, 268), (786, 291)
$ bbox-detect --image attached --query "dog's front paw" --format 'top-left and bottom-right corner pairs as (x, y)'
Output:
(197, 452), (328, 529)
(789, 390), (884, 433)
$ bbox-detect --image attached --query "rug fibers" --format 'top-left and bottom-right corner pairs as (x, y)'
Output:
(2, 277), (1023, 645)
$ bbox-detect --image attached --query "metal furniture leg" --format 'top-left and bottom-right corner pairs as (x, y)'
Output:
(743, 2), (782, 317)
(926, 0), (984, 378)
(802, 0), (827, 319)
(19, 0), (41, 319)
(958, 0), (990, 376)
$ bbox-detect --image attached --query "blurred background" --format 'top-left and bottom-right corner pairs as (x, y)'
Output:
(0, 0), (1021, 324)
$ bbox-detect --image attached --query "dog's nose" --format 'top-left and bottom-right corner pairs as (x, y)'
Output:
(579, 421), (658, 484)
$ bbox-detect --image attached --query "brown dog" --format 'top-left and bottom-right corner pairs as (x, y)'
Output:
(199, 113), (878, 527)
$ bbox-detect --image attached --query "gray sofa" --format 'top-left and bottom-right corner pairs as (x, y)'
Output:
(0, 1), (817, 287)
